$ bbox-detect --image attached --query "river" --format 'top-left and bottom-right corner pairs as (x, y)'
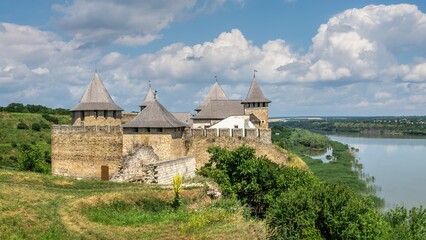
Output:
(327, 135), (426, 210)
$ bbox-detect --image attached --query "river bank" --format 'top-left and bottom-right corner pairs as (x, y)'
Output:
(328, 135), (426, 210)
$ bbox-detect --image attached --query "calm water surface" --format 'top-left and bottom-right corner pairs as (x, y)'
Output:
(328, 135), (426, 210)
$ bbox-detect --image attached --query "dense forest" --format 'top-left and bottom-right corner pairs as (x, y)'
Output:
(275, 116), (426, 135)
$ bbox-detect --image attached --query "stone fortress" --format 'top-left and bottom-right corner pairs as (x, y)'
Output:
(52, 72), (292, 184)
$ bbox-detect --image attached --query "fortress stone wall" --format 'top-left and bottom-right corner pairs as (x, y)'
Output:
(183, 133), (292, 169)
(51, 125), (123, 179)
(186, 128), (272, 144)
(51, 125), (303, 182)
(122, 133), (186, 161)
(153, 157), (196, 184)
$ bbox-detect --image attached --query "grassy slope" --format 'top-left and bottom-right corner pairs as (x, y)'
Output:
(0, 169), (265, 239)
(0, 112), (70, 168)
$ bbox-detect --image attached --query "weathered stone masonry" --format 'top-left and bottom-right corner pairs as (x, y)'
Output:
(51, 125), (123, 179)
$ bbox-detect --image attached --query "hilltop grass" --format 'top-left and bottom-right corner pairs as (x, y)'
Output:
(0, 169), (266, 239)
(0, 112), (71, 169)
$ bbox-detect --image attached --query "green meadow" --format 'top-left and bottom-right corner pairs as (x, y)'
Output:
(0, 169), (265, 239)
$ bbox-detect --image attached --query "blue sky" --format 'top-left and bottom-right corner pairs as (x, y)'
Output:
(1, 0), (426, 116)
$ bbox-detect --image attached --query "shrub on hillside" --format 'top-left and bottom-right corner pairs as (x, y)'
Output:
(384, 206), (426, 239)
(42, 113), (59, 124)
(18, 144), (50, 174)
(266, 183), (389, 239)
(200, 146), (317, 217)
(31, 122), (41, 131)
(39, 121), (50, 129)
(17, 122), (29, 130)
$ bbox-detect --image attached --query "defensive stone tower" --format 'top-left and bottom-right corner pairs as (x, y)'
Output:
(124, 98), (187, 136)
(139, 85), (156, 111)
(70, 73), (123, 126)
(242, 75), (271, 128)
(195, 81), (228, 113)
(122, 98), (188, 160)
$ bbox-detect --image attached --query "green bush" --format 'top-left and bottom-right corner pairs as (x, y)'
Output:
(384, 206), (426, 239)
(42, 113), (59, 124)
(201, 146), (317, 217)
(31, 122), (41, 131)
(17, 122), (29, 130)
(39, 121), (50, 129)
(17, 144), (50, 174)
(267, 183), (389, 239)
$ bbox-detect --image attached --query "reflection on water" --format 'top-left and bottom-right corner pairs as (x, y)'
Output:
(328, 135), (426, 210)
(310, 147), (334, 163)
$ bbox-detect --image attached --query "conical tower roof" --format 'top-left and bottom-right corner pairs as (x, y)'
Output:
(242, 77), (271, 103)
(196, 81), (228, 111)
(123, 99), (187, 128)
(71, 73), (123, 111)
(139, 87), (156, 108)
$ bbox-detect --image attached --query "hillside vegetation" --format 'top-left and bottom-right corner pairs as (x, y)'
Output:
(271, 125), (381, 205)
(280, 116), (426, 135)
(200, 145), (426, 239)
(0, 111), (70, 170)
(0, 169), (265, 239)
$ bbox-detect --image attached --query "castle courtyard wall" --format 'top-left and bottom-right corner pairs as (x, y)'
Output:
(154, 157), (196, 184)
(51, 125), (123, 179)
(122, 133), (186, 161)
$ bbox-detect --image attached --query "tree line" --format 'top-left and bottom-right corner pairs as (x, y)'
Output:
(0, 103), (70, 115)
(277, 118), (426, 136)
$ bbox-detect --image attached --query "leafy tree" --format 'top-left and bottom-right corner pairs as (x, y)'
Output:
(5, 103), (25, 112)
(384, 206), (426, 240)
(18, 144), (50, 174)
(201, 146), (390, 239)
(1, 102), (70, 115)
(267, 183), (390, 239)
(201, 146), (317, 217)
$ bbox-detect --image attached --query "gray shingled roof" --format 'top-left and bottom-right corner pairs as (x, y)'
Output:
(123, 100), (187, 128)
(172, 112), (193, 126)
(242, 78), (271, 103)
(71, 73), (123, 111)
(139, 87), (155, 108)
(196, 82), (228, 110)
(192, 100), (244, 120)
